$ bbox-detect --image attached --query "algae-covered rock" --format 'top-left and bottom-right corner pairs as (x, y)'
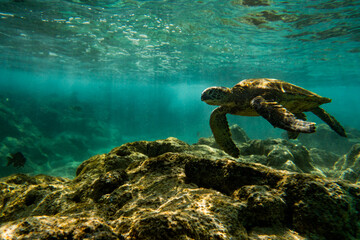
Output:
(333, 143), (360, 183)
(309, 148), (340, 168)
(0, 174), (71, 223)
(197, 125), (322, 175)
(110, 137), (189, 158)
(0, 216), (123, 240)
(238, 138), (319, 175)
(233, 185), (287, 228)
(230, 124), (250, 143)
(185, 157), (360, 240)
(0, 138), (359, 240)
(280, 174), (360, 240)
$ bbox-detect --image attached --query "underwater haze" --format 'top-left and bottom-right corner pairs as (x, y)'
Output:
(0, 0), (360, 178)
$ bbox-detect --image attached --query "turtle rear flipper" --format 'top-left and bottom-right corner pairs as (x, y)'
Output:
(311, 107), (347, 137)
(210, 107), (240, 158)
(287, 112), (308, 139)
(250, 96), (315, 133)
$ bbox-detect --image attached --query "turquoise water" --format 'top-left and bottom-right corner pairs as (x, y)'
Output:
(0, 0), (359, 178)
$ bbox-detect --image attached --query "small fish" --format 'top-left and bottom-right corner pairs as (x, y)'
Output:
(7, 152), (26, 168)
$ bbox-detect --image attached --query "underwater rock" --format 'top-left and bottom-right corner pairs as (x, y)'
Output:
(230, 124), (250, 143)
(188, 143), (231, 159)
(0, 216), (123, 240)
(238, 138), (320, 175)
(308, 148), (340, 168)
(0, 174), (71, 224)
(333, 143), (360, 183)
(196, 136), (218, 148)
(185, 157), (360, 239)
(233, 185), (287, 228)
(307, 148), (341, 178)
(298, 124), (360, 155)
(0, 138), (359, 240)
(280, 174), (360, 239)
(88, 170), (129, 202)
(110, 137), (189, 158)
(197, 127), (326, 175)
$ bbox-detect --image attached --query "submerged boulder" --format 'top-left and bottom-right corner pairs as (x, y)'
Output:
(196, 125), (322, 175)
(333, 143), (360, 183)
(308, 148), (340, 169)
(238, 138), (318, 174)
(0, 137), (359, 240)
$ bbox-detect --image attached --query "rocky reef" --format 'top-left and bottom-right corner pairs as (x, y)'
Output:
(198, 124), (360, 182)
(1, 136), (359, 239)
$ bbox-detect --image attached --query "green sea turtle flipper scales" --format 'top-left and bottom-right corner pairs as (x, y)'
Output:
(250, 96), (316, 133)
(311, 107), (347, 137)
(210, 107), (240, 158)
(287, 112), (307, 139)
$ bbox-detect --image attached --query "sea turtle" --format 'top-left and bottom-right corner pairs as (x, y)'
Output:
(201, 78), (346, 158)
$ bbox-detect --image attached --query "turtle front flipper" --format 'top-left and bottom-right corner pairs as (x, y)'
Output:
(311, 107), (347, 137)
(210, 107), (240, 158)
(250, 96), (315, 133)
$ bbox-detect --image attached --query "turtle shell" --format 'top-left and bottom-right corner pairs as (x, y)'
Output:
(230, 78), (331, 115)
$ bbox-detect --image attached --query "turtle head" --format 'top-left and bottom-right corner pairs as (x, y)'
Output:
(201, 86), (232, 105)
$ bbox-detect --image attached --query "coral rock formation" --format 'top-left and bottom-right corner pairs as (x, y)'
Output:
(333, 143), (360, 182)
(1, 137), (359, 239)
